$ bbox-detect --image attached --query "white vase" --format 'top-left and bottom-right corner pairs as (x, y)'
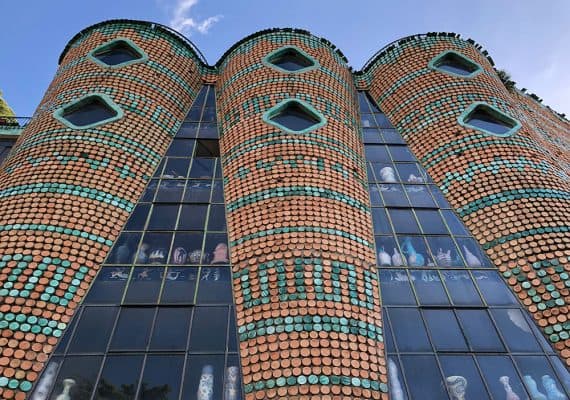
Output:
(435, 248), (452, 267)
(378, 247), (391, 266)
(500, 376), (521, 400)
(462, 245), (482, 267)
(392, 248), (404, 266)
(55, 379), (76, 400)
(388, 358), (405, 400)
(524, 375), (547, 400)
(446, 376), (467, 400)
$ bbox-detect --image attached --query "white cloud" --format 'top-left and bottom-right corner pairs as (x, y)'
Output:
(164, 0), (222, 36)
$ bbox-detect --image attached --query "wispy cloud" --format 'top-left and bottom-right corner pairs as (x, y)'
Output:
(163, 0), (222, 36)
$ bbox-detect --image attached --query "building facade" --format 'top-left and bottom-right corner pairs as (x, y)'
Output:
(0, 20), (568, 400)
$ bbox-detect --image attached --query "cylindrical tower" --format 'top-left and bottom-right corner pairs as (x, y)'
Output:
(365, 34), (570, 365)
(0, 20), (204, 398)
(218, 29), (387, 399)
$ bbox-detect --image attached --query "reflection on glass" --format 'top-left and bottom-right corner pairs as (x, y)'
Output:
(69, 307), (118, 353)
(375, 237), (402, 266)
(124, 267), (162, 304)
(96, 355), (144, 400)
(155, 179), (185, 202)
(415, 209), (448, 234)
(379, 270), (416, 305)
(427, 237), (462, 267)
(205, 234), (229, 264)
(48, 356), (102, 400)
(108, 232), (141, 264)
(85, 267), (129, 304)
(160, 267), (198, 304)
(492, 309), (542, 353)
(197, 267), (233, 304)
(139, 355), (184, 400)
(472, 271), (517, 305)
(190, 158), (216, 178)
(148, 204), (179, 231)
(390, 210), (420, 234)
(441, 271), (482, 305)
(515, 356), (568, 400)
(439, 356), (490, 400)
(400, 355), (449, 399)
(410, 270), (449, 305)
(388, 357), (408, 400)
(456, 310), (504, 351)
(423, 310), (468, 351)
(369, 184), (382, 206)
(188, 307), (227, 352)
(184, 180), (212, 203)
(163, 158), (190, 178)
(477, 356), (529, 400)
(405, 185), (436, 208)
(388, 308), (432, 352)
(456, 237), (488, 267)
(400, 237), (432, 267)
(110, 308), (154, 350)
(382, 184), (410, 207)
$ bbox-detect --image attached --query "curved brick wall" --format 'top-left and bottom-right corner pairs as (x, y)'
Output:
(0, 21), (204, 399)
(217, 31), (387, 399)
(364, 35), (570, 366)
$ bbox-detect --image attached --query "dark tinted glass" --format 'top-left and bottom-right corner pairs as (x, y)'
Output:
(69, 307), (118, 353)
(108, 232), (141, 264)
(196, 267), (233, 304)
(166, 139), (195, 157)
(49, 356), (102, 400)
(270, 49), (313, 71)
(150, 308), (191, 350)
(436, 53), (478, 76)
(410, 270), (449, 305)
(84, 267), (128, 304)
(400, 356), (449, 399)
(195, 139), (220, 157)
(472, 271), (518, 305)
(62, 97), (117, 127)
(415, 209), (448, 234)
(94, 41), (142, 65)
(456, 309), (504, 352)
(466, 106), (515, 135)
(124, 204), (150, 231)
(147, 204), (179, 230)
(424, 309), (468, 351)
(96, 355), (144, 400)
(271, 103), (320, 131)
(160, 267), (198, 303)
(477, 356), (527, 400)
(379, 270), (416, 305)
(124, 267), (162, 303)
(178, 204), (208, 230)
(439, 356), (490, 400)
(388, 308), (431, 352)
(182, 355), (225, 400)
(389, 209), (419, 234)
(139, 355), (184, 400)
(110, 308), (154, 350)
(188, 307), (227, 352)
(491, 309), (541, 352)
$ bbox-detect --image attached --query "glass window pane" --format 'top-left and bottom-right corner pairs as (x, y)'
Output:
(400, 355), (449, 399)
(387, 356), (408, 400)
(166, 139), (195, 157)
(171, 232), (205, 264)
(227, 310), (239, 353)
(415, 209), (448, 234)
(155, 179), (185, 202)
(190, 158), (215, 178)
(410, 270), (449, 305)
(382, 128), (406, 144)
(375, 237), (402, 266)
(162, 158), (190, 178)
(373, 164), (398, 183)
(195, 140), (220, 157)
(372, 208), (392, 235)
(441, 210), (469, 235)
(381, 184), (410, 207)
(181, 355), (225, 400)
(207, 204), (227, 231)
(395, 163), (424, 184)
(388, 145), (416, 161)
(456, 309), (504, 352)
(405, 185), (437, 208)
(365, 145), (390, 162)
(138, 232), (172, 265)
(150, 308), (191, 350)
(383, 310), (396, 353)
(399, 237), (433, 267)
(456, 237), (490, 267)
(423, 309), (468, 351)
(369, 185), (382, 206)
(491, 309), (542, 352)
(176, 121), (199, 138)
(139, 355), (184, 400)
(188, 307), (228, 352)
(389, 210), (420, 234)
(110, 308), (154, 351)
(379, 270), (416, 305)
(49, 356), (102, 400)
(178, 204), (208, 230)
(477, 356), (528, 400)
(211, 180), (224, 203)
(550, 356), (570, 394)
(388, 308), (432, 352)
(472, 271), (518, 305)
(514, 356), (568, 400)
(374, 113), (393, 129)
(361, 114), (375, 128)
(141, 179), (158, 202)
(69, 307), (118, 353)
(439, 355), (491, 400)
(185, 107), (203, 121)
(204, 233), (229, 265)
(184, 180), (212, 203)
(198, 123), (218, 139)
(108, 232), (141, 264)
(124, 267), (163, 304)
(427, 237), (463, 267)
(363, 128), (382, 144)
(96, 355), (144, 400)
(160, 267), (198, 304)
(197, 267), (233, 304)
(85, 267), (129, 304)
(441, 271), (482, 305)
(224, 355), (243, 400)
(147, 204), (179, 230)
(124, 204), (150, 231)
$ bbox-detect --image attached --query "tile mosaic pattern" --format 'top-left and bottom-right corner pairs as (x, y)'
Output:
(0, 21), (203, 399)
(217, 31), (387, 399)
(364, 35), (570, 367)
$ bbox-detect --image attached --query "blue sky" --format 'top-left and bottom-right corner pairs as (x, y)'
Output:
(1, 0), (569, 116)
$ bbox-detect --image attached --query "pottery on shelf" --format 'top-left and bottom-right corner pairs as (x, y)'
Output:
(55, 379), (76, 400)
(392, 248), (404, 266)
(542, 375), (568, 400)
(197, 365), (214, 400)
(380, 166), (397, 182)
(446, 376), (467, 400)
(189, 249), (204, 264)
(224, 366), (240, 400)
(402, 237), (424, 267)
(435, 248), (452, 267)
(500, 376), (521, 400)
(135, 243), (149, 264)
(378, 247), (392, 266)
(388, 358), (405, 400)
(524, 375), (547, 400)
(462, 245), (482, 267)
(172, 247), (188, 265)
(211, 243), (230, 264)
(149, 249), (166, 264)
